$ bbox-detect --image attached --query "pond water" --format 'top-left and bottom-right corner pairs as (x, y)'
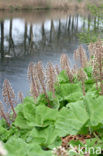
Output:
(0, 10), (95, 100)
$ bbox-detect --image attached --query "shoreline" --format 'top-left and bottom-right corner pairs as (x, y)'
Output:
(0, 9), (91, 23)
(0, 0), (101, 11)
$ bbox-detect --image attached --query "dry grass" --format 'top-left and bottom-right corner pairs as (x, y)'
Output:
(0, 0), (102, 10)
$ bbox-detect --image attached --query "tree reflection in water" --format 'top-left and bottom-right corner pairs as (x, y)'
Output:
(0, 13), (98, 100)
(0, 14), (97, 59)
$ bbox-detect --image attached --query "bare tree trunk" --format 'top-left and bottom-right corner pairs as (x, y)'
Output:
(68, 15), (71, 32)
(1, 21), (4, 59)
(88, 15), (91, 31)
(94, 16), (96, 30)
(50, 20), (54, 42)
(9, 19), (15, 56)
(57, 19), (61, 40)
(29, 24), (33, 53)
(24, 22), (27, 54)
(41, 22), (46, 48)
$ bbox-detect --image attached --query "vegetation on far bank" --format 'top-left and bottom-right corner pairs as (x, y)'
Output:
(78, 3), (103, 44)
(0, 0), (102, 10)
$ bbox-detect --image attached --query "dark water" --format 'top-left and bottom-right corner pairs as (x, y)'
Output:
(0, 11), (94, 100)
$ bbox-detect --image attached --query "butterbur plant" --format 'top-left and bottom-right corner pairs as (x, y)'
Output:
(55, 64), (60, 75)
(77, 68), (87, 96)
(88, 42), (96, 58)
(28, 61), (52, 105)
(93, 59), (99, 90)
(0, 101), (10, 127)
(27, 62), (39, 98)
(36, 62), (47, 95)
(2, 79), (17, 119)
(92, 41), (103, 95)
(74, 45), (88, 68)
(46, 62), (57, 97)
(18, 91), (24, 103)
(33, 64), (41, 95)
(1, 40), (103, 156)
(60, 54), (73, 83)
(71, 64), (78, 75)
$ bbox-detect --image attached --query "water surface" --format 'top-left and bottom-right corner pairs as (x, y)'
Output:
(0, 10), (94, 100)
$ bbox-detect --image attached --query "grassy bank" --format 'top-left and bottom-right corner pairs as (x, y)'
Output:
(0, 0), (102, 10)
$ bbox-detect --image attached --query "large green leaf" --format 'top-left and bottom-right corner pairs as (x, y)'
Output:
(5, 137), (52, 156)
(55, 83), (82, 100)
(0, 120), (17, 142)
(5, 137), (28, 156)
(55, 101), (89, 136)
(84, 95), (103, 127)
(15, 104), (58, 129)
(26, 125), (61, 148)
(0, 126), (10, 141)
(33, 105), (58, 127)
(14, 112), (30, 129)
(27, 143), (52, 156)
(36, 93), (60, 109)
(65, 91), (83, 103)
(15, 96), (35, 113)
